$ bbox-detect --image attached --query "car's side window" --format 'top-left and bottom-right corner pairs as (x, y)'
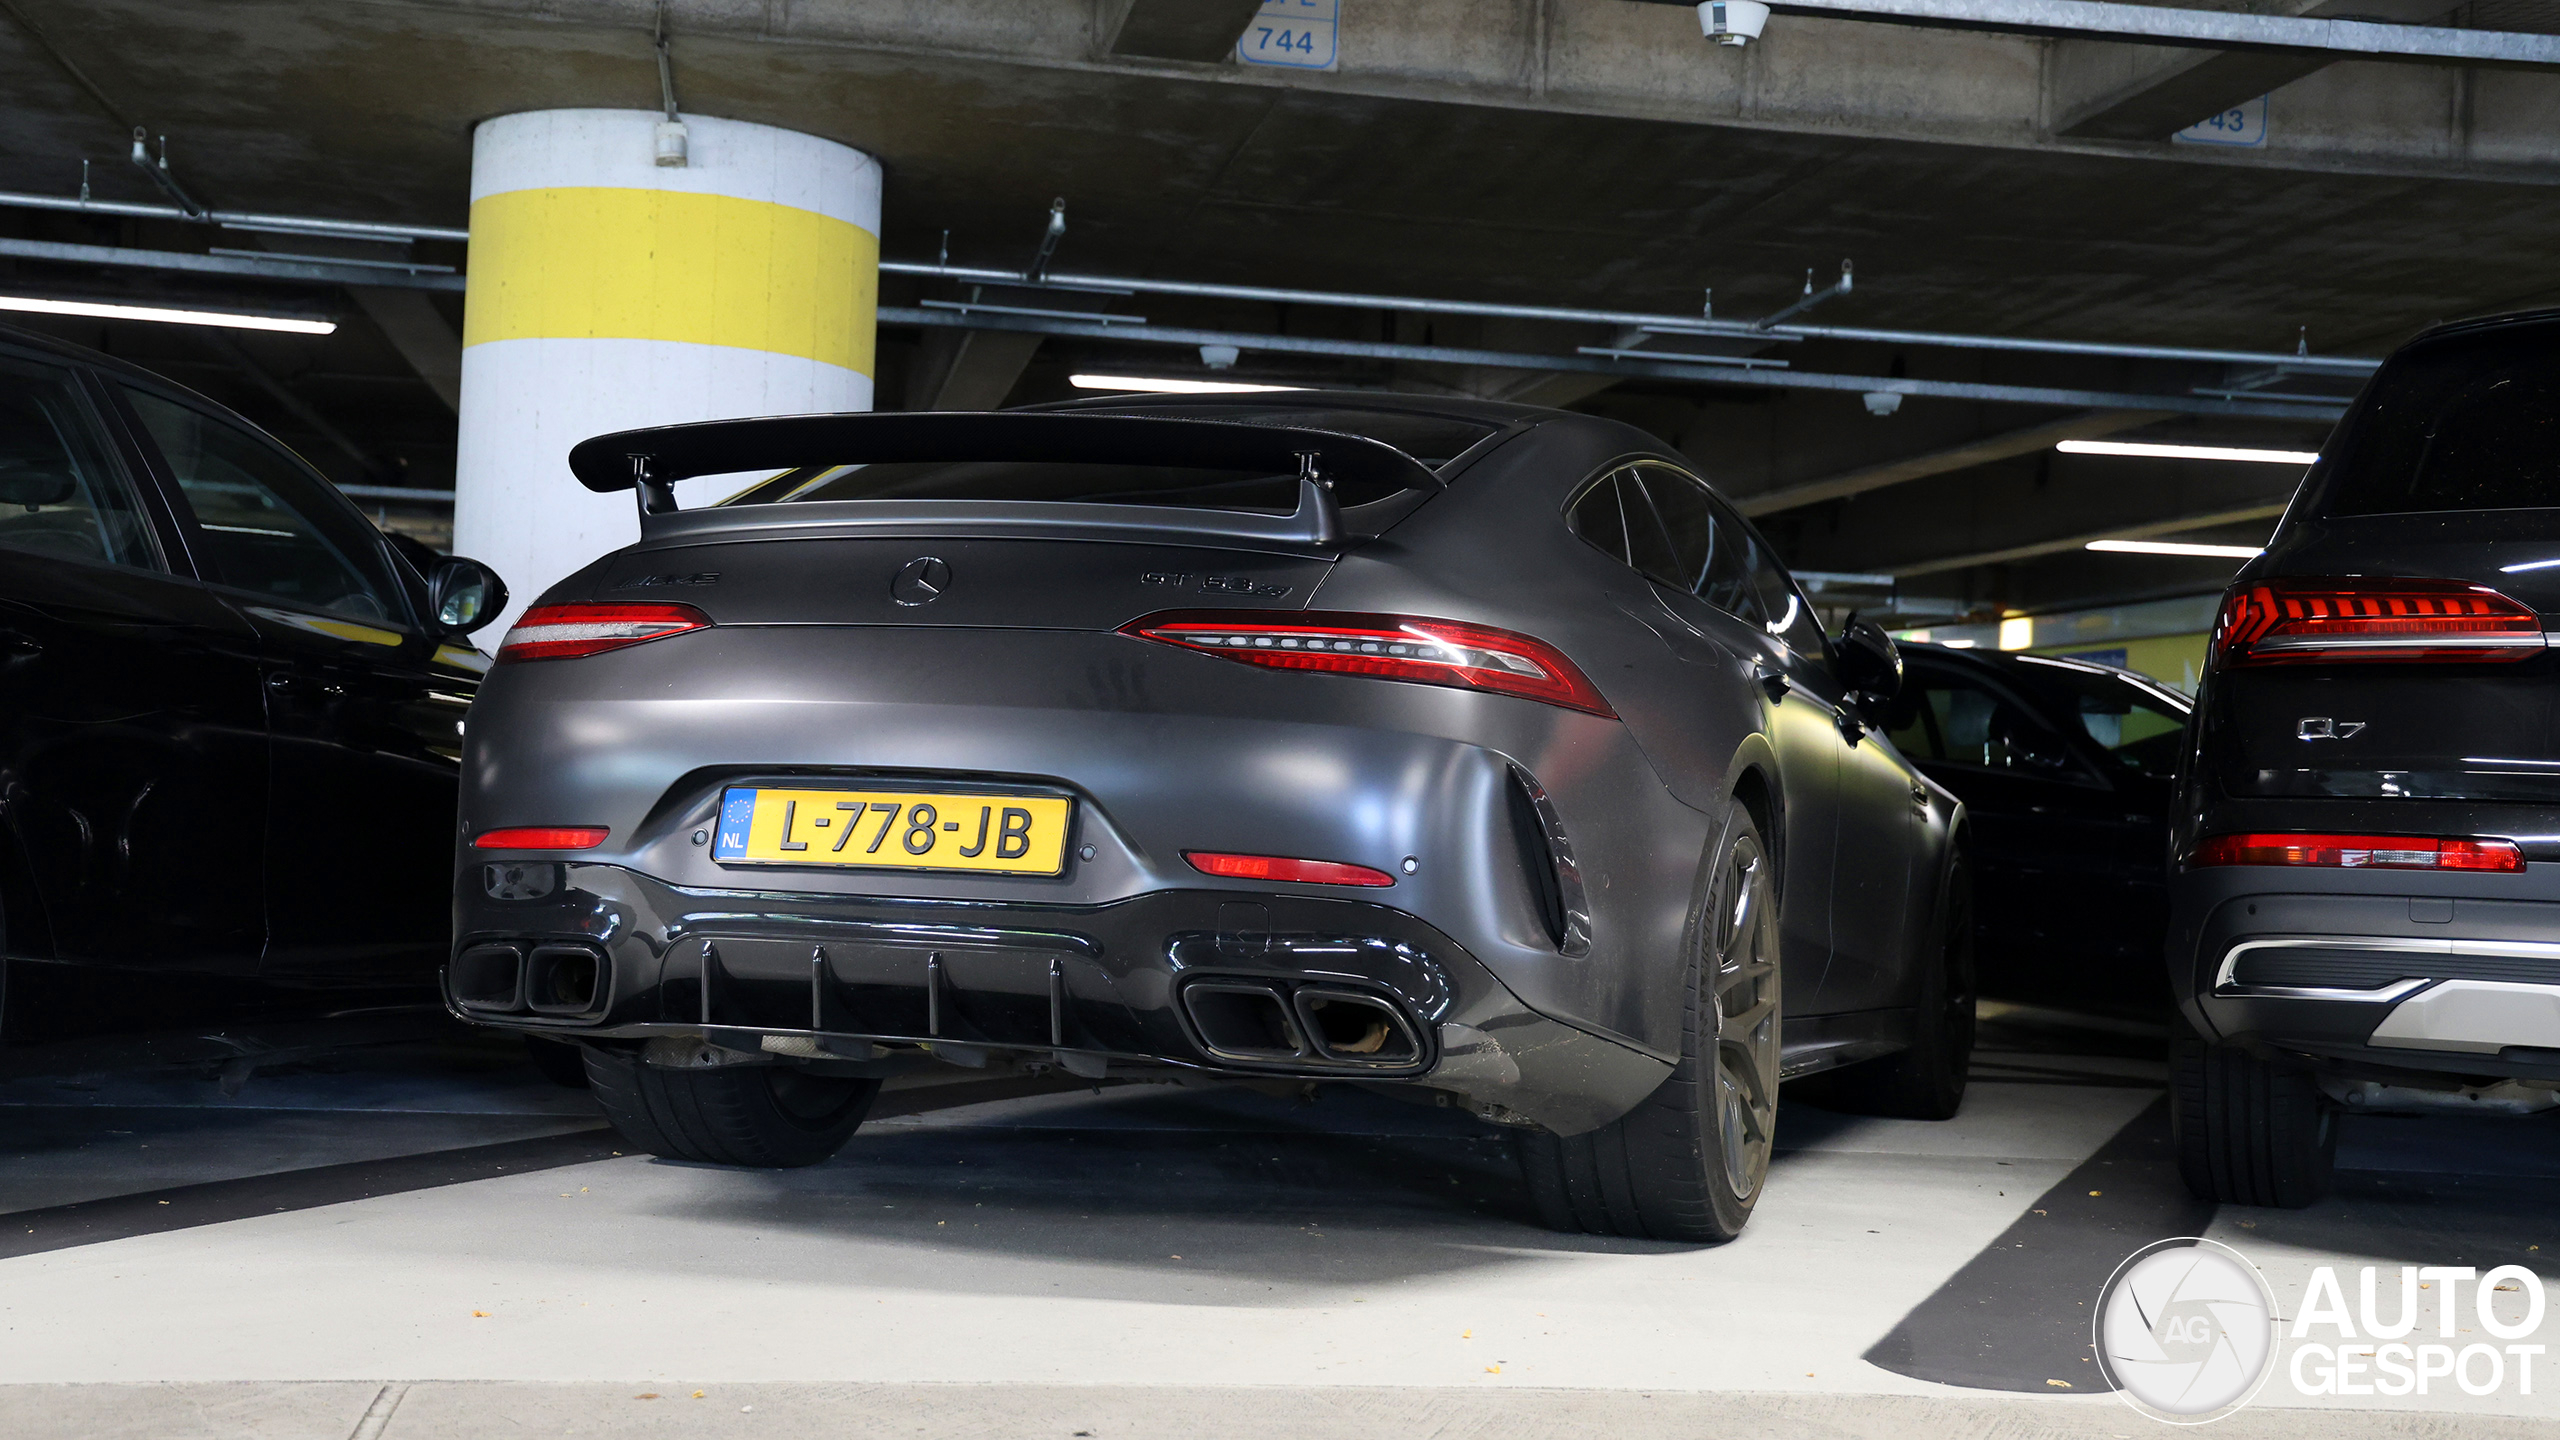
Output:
(121, 387), (404, 625)
(1913, 674), (2093, 781)
(1628, 464), (1766, 626)
(0, 357), (159, 571)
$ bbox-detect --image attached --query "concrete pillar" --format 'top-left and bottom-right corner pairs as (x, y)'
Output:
(455, 109), (880, 630)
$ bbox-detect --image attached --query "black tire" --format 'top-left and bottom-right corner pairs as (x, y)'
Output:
(1791, 851), (1976, 1120)
(584, 1046), (880, 1167)
(523, 1035), (593, 1089)
(2171, 1026), (2335, 1207)
(1515, 806), (1781, 1243)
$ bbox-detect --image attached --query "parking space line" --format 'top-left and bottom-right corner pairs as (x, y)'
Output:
(1863, 1096), (2215, 1393)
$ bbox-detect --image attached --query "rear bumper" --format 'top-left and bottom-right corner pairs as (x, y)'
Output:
(2169, 862), (2560, 1083)
(447, 861), (1670, 1135)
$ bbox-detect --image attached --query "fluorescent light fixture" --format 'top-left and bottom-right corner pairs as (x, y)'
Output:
(2057, 439), (2319, 465)
(1997, 616), (2034, 651)
(2500, 557), (2560, 574)
(0, 294), (336, 335)
(2085, 538), (2266, 559)
(1068, 374), (1305, 395)
(1939, 639), (1977, 649)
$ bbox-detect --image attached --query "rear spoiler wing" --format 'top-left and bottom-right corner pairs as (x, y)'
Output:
(565, 412), (1445, 546)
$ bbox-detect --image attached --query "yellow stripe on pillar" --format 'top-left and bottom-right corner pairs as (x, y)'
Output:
(462, 186), (877, 376)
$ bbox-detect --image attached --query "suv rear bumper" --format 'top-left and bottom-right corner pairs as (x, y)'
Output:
(446, 861), (1671, 1135)
(2169, 863), (2560, 1083)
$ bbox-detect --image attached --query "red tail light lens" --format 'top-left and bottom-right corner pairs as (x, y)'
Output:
(1186, 851), (1396, 887)
(473, 826), (610, 851)
(2212, 577), (2542, 667)
(495, 602), (711, 662)
(2187, 832), (2522, 873)
(1123, 610), (1616, 718)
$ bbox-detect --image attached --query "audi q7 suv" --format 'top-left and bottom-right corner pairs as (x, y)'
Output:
(2171, 308), (2560, 1205)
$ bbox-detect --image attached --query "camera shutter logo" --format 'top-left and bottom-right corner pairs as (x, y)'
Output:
(2095, 1239), (2280, 1423)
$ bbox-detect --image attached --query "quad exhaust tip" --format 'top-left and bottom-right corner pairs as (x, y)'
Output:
(1179, 980), (1422, 1070)
(451, 940), (610, 1019)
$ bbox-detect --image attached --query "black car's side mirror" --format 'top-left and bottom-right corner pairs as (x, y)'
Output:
(1833, 612), (1903, 705)
(0, 466), (77, 510)
(429, 556), (509, 636)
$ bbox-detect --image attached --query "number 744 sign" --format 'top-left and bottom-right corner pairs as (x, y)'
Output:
(1240, 0), (1339, 71)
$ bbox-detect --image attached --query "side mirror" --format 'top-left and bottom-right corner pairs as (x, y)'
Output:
(1833, 611), (1903, 703)
(0, 467), (77, 509)
(429, 556), (509, 636)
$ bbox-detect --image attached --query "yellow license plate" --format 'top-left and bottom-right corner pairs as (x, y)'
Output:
(711, 786), (1072, 875)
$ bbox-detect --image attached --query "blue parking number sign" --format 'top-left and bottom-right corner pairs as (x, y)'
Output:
(2173, 96), (2268, 148)
(1240, 0), (1339, 71)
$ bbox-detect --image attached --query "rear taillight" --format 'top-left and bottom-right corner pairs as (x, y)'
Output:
(1123, 610), (1616, 718)
(2187, 832), (2523, 873)
(473, 826), (610, 851)
(1186, 851), (1396, 887)
(495, 602), (711, 662)
(2212, 577), (2543, 667)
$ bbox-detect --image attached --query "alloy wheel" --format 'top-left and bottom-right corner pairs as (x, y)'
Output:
(1712, 837), (1782, 1201)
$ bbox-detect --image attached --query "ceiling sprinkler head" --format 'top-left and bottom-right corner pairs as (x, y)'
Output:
(1700, 1), (1770, 46)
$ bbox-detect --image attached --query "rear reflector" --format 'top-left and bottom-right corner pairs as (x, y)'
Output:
(1186, 851), (1397, 887)
(2187, 832), (2523, 873)
(495, 602), (711, 662)
(474, 827), (610, 851)
(1124, 609), (1616, 717)
(2213, 577), (2542, 667)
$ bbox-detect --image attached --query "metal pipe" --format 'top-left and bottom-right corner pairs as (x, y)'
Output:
(0, 186), (2378, 373)
(879, 260), (2379, 374)
(0, 237), (464, 292)
(0, 189), (468, 243)
(878, 305), (2349, 422)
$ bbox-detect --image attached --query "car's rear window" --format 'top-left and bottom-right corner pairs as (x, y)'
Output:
(2320, 324), (2560, 516)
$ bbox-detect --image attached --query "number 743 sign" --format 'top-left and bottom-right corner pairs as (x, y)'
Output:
(1240, 0), (1339, 71)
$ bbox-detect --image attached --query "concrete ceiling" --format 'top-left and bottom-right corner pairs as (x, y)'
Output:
(5, 0), (2557, 619)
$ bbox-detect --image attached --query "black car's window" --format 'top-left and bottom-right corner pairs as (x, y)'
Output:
(122, 387), (404, 625)
(1629, 464), (1766, 624)
(1902, 671), (2096, 783)
(1567, 468), (1635, 568)
(2322, 325), (2559, 515)
(1740, 528), (1827, 659)
(0, 358), (157, 570)
(2018, 662), (2191, 774)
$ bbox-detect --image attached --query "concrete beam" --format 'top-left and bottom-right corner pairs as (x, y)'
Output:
(2053, 1), (2456, 141)
(1751, 0), (2560, 66)
(1883, 500), (2286, 576)
(1101, 0), (1264, 62)
(906, 325), (1045, 410)
(347, 288), (461, 412)
(1731, 409), (2165, 516)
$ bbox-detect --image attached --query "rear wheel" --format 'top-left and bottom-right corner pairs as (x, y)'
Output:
(585, 1046), (880, 1167)
(2171, 1027), (2335, 1207)
(1515, 807), (1781, 1243)
(1792, 851), (1975, 1120)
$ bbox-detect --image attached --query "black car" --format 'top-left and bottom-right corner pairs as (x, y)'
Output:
(446, 398), (1972, 1242)
(0, 323), (505, 1075)
(2170, 307), (2560, 1206)
(1885, 644), (2191, 1014)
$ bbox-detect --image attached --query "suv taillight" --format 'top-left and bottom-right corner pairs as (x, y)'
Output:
(2188, 832), (2523, 873)
(2212, 577), (2542, 667)
(495, 602), (711, 662)
(1122, 609), (1616, 718)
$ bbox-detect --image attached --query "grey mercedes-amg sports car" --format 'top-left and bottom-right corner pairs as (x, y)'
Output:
(449, 393), (1972, 1241)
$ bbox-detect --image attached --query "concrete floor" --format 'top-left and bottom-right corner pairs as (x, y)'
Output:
(2, 1008), (2554, 1439)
